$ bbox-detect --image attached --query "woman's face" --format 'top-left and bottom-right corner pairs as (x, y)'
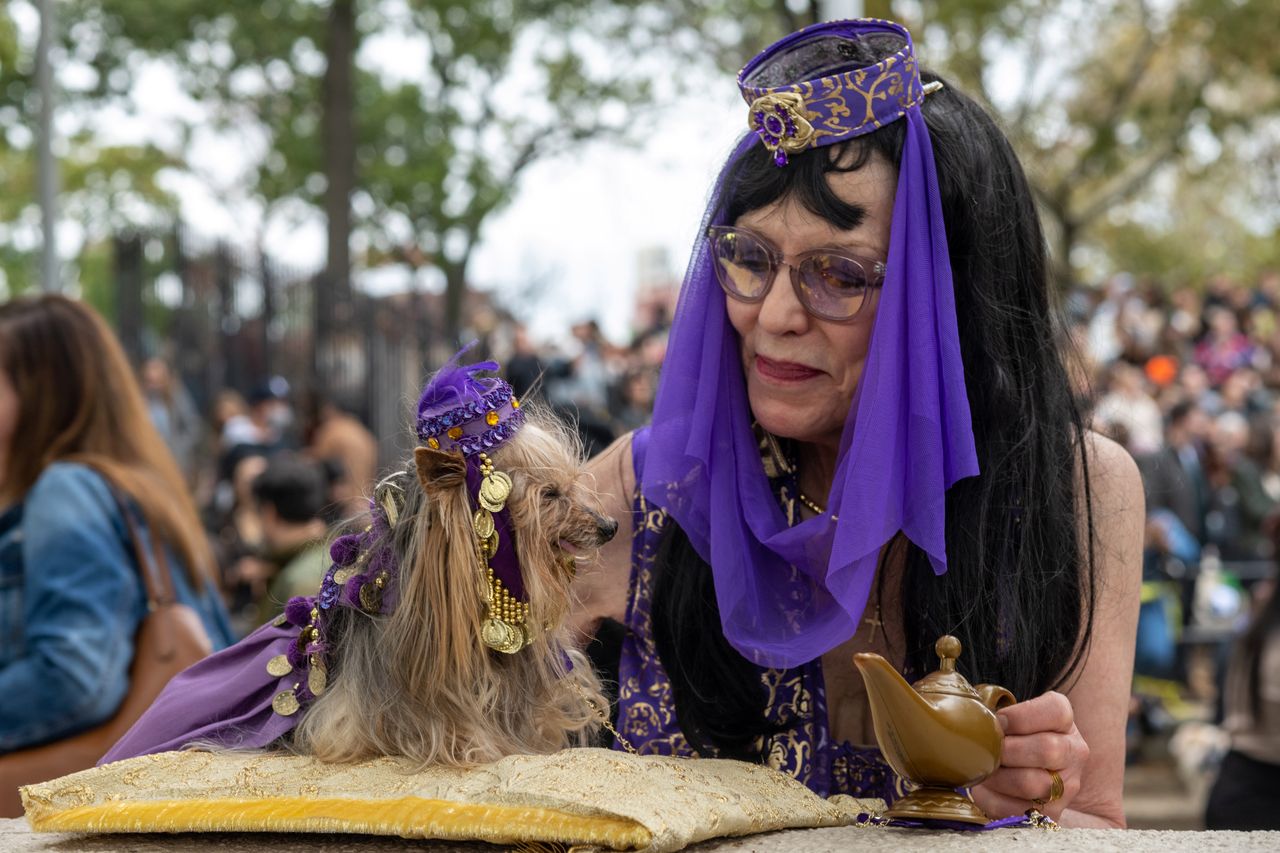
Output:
(0, 368), (18, 495)
(725, 153), (896, 450)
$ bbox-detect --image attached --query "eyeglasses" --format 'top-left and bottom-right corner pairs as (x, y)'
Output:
(706, 225), (886, 322)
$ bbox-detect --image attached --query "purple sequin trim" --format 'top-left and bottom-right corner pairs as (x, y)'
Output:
(416, 386), (513, 441)
(450, 408), (526, 457)
(318, 565), (341, 609)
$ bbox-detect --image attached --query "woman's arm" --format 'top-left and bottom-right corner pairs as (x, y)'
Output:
(0, 464), (143, 750)
(973, 433), (1144, 827)
(569, 432), (637, 644)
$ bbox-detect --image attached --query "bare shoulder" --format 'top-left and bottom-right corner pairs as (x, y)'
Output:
(584, 431), (636, 508)
(1077, 431), (1144, 610)
(571, 432), (639, 641)
(1080, 431), (1144, 518)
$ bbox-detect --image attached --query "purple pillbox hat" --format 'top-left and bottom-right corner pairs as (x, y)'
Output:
(641, 19), (979, 668)
(416, 355), (525, 457)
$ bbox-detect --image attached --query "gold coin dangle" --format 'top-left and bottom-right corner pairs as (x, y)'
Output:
(266, 654), (292, 677)
(308, 656), (328, 695)
(272, 688), (300, 716)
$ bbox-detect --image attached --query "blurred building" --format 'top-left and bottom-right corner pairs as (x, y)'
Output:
(633, 246), (678, 337)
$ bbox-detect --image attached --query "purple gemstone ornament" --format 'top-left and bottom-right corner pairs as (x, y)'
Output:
(744, 91), (814, 167)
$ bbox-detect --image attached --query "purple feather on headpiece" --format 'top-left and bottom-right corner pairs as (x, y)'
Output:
(416, 343), (500, 418)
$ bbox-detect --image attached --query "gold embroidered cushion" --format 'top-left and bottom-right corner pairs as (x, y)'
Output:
(21, 748), (880, 852)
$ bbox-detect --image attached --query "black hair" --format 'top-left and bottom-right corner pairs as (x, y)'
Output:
(1238, 574), (1280, 722)
(252, 453), (329, 524)
(1168, 400), (1197, 428)
(649, 35), (1096, 759)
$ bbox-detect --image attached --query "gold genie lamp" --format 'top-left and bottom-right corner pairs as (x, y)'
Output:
(853, 636), (1015, 824)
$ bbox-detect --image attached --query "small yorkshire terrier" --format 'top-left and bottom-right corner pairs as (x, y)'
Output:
(291, 404), (618, 767)
(102, 356), (617, 769)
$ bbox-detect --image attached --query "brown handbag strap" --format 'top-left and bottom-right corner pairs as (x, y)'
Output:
(106, 483), (183, 663)
(107, 483), (177, 609)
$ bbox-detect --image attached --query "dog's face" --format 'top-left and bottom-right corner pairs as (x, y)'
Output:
(411, 414), (617, 628)
(497, 420), (618, 589)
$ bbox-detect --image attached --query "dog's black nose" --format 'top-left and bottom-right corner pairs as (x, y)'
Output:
(598, 516), (619, 543)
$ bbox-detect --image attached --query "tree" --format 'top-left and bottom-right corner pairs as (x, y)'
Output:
(0, 1), (176, 297)
(647, 0), (1280, 289)
(0, 6), (33, 294)
(59, 0), (664, 346)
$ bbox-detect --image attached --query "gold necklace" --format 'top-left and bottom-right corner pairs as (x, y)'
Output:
(796, 490), (826, 515)
(572, 683), (638, 754)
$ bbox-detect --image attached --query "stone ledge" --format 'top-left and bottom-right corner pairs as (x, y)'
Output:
(3, 819), (1278, 852)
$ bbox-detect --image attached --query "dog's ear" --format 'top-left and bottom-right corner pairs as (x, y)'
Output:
(414, 446), (468, 493)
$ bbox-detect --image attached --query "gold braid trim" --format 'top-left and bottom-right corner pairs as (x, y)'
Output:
(28, 794), (652, 848)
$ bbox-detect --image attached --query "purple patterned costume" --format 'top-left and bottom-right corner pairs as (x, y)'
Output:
(615, 428), (908, 802)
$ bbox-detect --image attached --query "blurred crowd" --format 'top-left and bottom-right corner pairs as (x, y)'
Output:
(136, 313), (669, 636)
(502, 315), (668, 454)
(1074, 271), (1280, 592)
(1071, 270), (1280, 823)
(142, 360), (380, 635)
(1079, 271), (1280, 566)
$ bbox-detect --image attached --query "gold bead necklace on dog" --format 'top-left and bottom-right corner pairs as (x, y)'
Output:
(472, 451), (531, 654)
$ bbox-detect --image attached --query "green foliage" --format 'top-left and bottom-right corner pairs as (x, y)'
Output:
(645, 0), (1280, 289)
(47, 0), (668, 337)
(0, 1), (181, 293)
(4, 0), (1274, 307)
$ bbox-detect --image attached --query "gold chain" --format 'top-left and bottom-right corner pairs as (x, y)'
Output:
(796, 490), (826, 516)
(572, 683), (638, 755)
(1024, 809), (1061, 831)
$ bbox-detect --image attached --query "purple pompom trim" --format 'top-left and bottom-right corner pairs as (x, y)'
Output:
(329, 533), (362, 567)
(284, 596), (313, 626)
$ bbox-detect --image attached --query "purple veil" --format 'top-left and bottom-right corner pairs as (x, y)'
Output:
(641, 20), (979, 669)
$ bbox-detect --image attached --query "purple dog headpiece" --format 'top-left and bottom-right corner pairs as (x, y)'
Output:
(641, 19), (979, 669)
(415, 352), (531, 654)
(415, 355), (525, 455)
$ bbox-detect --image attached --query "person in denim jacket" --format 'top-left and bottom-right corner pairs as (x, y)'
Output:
(0, 296), (234, 751)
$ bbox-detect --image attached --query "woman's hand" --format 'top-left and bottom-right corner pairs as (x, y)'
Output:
(970, 691), (1089, 822)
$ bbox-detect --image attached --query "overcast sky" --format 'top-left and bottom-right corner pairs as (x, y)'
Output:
(8, 2), (760, 346)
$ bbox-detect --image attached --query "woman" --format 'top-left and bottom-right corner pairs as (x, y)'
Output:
(1206, 574), (1280, 829)
(0, 295), (234, 751)
(573, 20), (1142, 828)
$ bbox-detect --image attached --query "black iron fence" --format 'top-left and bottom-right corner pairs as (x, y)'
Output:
(110, 227), (506, 470)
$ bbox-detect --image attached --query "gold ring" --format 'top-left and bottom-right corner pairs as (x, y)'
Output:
(1030, 770), (1065, 807)
(1048, 769), (1065, 802)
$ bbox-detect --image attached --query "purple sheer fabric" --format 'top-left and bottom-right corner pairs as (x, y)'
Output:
(617, 428), (909, 802)
(641, 23), (978, 669)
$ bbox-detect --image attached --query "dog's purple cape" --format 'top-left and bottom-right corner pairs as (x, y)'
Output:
(101, 617), (306, 763)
